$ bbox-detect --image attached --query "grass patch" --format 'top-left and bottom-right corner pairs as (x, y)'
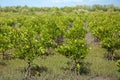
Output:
(85, 43), (120, 79)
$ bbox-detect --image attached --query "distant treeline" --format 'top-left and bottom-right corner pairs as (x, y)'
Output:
(0, 4), (120, 13)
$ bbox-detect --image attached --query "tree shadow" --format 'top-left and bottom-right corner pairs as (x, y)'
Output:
(79, 62), (91, 75)
(60, 61), (91, 75)
(21, 64), (48, 77)
(0, 61), (7, 66)
(117, 69), (120, 72)
(30, 65), (48, 76)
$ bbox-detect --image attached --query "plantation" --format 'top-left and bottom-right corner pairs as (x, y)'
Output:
(0, 5), (120, 80)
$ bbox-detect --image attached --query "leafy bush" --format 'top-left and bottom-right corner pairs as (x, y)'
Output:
(116, 60), (120, 72)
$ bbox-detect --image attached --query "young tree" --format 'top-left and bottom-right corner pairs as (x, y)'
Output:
(12, 28), (46, 79)
(56, 39), (88, 74)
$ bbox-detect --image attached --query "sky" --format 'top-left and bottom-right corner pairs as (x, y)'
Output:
(0, 0), (120, 7)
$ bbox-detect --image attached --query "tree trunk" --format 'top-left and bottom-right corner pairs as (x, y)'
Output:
(2, 50), (5, 60)
(23, 60), (31, 80)
(74, 60), (79, 75)
(111, 50), (114, 60)
(108, 49), (114, 60)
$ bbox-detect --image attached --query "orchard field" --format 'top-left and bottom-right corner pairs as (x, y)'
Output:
(0, 5), (120, 80)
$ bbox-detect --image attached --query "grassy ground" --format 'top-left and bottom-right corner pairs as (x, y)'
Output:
(0, 30), (120, 80)
(0, 47), (120, 80)
(85, 43), (120, 80)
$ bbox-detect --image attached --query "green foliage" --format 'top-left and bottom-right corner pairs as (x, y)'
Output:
(0, 26), (14, 59)
(116, 60), (120, 72)
(102, 38), (120, 52)
(56, 39), (88, 61)
(65, 25), (86, 40)
(12, 28), (46, 62)
(116, 60), (120, 68)
(0, 26), (13, 51)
